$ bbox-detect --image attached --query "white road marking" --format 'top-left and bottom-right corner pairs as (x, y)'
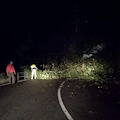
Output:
(57, 80), (74, 120)
(0, 82), (10, 87)
(0, 80), (28, 87)
(1, 79), (74, 119)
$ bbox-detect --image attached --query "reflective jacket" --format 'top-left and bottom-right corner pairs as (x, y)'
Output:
(30, 64), (37, 70)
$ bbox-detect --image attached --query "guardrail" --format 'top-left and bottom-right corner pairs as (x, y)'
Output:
(17, 72), (25, 80)
(0, 72), (26, 85)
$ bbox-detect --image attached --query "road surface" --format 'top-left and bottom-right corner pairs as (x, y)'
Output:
(0, 79), (120, 120)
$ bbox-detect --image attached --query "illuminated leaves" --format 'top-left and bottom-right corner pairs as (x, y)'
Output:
(20, 55), (114, 82)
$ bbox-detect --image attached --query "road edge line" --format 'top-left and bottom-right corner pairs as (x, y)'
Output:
(57, 80), (74, 120)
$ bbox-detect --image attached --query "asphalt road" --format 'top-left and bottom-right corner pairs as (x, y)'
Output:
(0, 79), (67, 120)
(62, 80), (120, 120)
(0, 79), (120, 120)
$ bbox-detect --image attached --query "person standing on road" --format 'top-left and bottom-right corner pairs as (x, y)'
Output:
(6, 61), (16, 84)
(30, 64), (37, 80)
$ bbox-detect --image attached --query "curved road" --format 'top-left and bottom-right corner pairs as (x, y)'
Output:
(0, 79), (120, 120)
(0, 79), (67, 120)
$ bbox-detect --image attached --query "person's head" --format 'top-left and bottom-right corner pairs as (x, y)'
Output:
(10, 61), (13, 64)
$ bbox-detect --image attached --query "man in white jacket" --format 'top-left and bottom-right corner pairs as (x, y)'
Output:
(30, 64), (37, 80)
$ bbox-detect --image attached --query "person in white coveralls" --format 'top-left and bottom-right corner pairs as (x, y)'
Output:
(30, 64), (37, 79)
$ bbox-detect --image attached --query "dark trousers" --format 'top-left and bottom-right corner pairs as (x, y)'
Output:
(8, 73), (15, 84)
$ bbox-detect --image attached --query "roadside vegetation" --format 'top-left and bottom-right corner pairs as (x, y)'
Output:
(0, 42), (118, 85)
(22, 56), (113, 82)
(19, 42), (115, 86)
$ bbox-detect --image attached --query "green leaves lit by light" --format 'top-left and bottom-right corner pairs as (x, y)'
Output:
(23, 57), (114, 81)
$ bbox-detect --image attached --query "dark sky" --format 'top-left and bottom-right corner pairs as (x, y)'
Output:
(0, 1), (119, 71)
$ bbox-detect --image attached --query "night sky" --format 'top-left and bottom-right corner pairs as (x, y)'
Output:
(0, 1), (119, 71)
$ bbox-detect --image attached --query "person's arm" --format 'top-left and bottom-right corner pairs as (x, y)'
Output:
(14, 71), (16, 75)
(12, 65), (16, 75)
